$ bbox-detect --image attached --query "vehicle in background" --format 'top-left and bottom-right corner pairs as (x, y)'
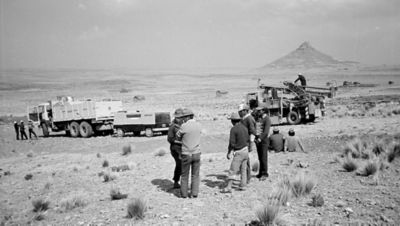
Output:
(245, 81), (336, 125)
(27, 96), (122, 138)
(113, 111), (171, 137)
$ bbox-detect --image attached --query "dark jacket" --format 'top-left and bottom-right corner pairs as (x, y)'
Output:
(229, 122), (249, 151)
(294, 75), (307, 86)
(14, 122), (19, 131)
(269, 133), (285, 152)
(167, 120), (182, 151)
(19, 122), (26, 131)
(259, 115), (271, 142)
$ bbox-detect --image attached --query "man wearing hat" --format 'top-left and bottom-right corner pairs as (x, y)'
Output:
(268, 127), (285, 152)
(294, 73), (307, 87)
(285, 128), (307, 153)
(255, 108), (271, 180)
(167, 108), (184, 189)
(238, 104), (256, 183)
(13, 121), (20, 140)
(223, 112), (250, 192)
(176, 108), (202, 198)
(19, 120), (28, 140)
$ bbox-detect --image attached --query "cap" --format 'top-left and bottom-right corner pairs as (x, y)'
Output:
(238, 104), (249, 111)
(228, 112), (241, 120)
(181, 108), (194, 117)
(289, 128), (294, 133)
(174, 108), (184, 118)
(273, 127), (279, 132)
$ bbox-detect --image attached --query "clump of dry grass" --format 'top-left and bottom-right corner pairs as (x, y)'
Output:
(255, 201), (282, 226)
(342, 138), (368, 159)
(387, 144), (400, 163)
(358, 160), (379, 176)
(27, 150), (33, 158)
(127, 198), (147, 220)
(252, 162), (259, 172)
(111, 165), (130, 172)
(44, 182), (51, 190)
(290, 172), (316, 198)
(33, 213), (45, 221)
(96, 153), (101, 158)
(25, 174), (33, 180)
(310, 194), (324, 207)
(110, 188), (128, 200)
(269, 175), (292, 206)
(341, 157), (358, 172)
(60, 196), (86, 211)
(122, 145), (132, 156)
(32, 199), (50, 212)
(154, 147), (167, 157)
(103, 173), (116, 182)
(102, 160), (109, 167)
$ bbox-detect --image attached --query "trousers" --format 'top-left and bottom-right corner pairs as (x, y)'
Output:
(180, 153), (201, 198)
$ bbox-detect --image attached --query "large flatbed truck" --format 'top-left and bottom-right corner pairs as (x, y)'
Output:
(27, 96), (122, 138)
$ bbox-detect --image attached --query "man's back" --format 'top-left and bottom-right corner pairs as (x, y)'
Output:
(269, 133), (284, 152)
(178, 119), (201, 155)
(229, 123), (249, 151)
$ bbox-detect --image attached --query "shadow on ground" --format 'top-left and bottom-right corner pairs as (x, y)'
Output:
(151, 179), (180, 197)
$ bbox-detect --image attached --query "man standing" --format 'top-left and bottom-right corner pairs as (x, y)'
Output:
(268, 127), (285, 152)
(238, 104), (256, 184)
(176, 108), (201, 198)
(256, 108), (271, 180)
(294, 73), (307, 87)
(223, 112), (249, 192)
(19, 120), (28, 140)
(28, 120), (38, 140)
(14, 121), (20, 140)
(167, 108), (184, 189)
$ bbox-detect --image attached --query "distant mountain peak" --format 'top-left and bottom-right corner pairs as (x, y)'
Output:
(258, 41), (358, 70)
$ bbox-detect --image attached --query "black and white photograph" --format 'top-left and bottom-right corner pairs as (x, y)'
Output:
(1, 0), (399, 225)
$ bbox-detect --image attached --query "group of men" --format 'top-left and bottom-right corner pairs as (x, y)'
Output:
(167, 103), (307, 197)
(13, 120), (37, 140)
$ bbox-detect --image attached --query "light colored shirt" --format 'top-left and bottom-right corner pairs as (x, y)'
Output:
(286, 136), (305, 152)
(177, 119), (201, 155)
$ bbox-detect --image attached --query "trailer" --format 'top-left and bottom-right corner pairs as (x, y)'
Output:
(245, 81), (335, 125)
(113, 111), (171, 137)
(27, 96), (122, 138)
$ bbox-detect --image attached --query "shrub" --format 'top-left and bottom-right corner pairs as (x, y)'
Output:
(372, 142), (386, 156)
(44, 182), (51, 190)
(110, 188), (128, 200)
(102, 160), (109, 167)
(103, 173), (116, 182)
(290, 172), (315, 198)
(154, 147), (167, 157)
(256, 201), (281, 226)
(32, 199), (50, 212)
(387, 144), (400, 163)
(127, 198), (147, 220)
(60, 196), (86, 211)
(252, 162), (259, 172)
(269, 184), (291, 206)
(342, 157), (358, 172)
(33, 213), (45, 221)
(358, 161), (379, 176)
(25, 174), (33, 180)
(310, 194), (324, 207)
(96, 153), (101, 158)
(122, 145), (132, 156)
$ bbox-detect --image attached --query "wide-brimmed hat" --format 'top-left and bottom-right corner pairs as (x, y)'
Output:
(273, 127), (279, 132)
(181, 108), (194, 117)
(174, 108), (184, 118)
(238, 104), (249, 111)
(228, 112), (241, 120)
(289, 128), (295, 133)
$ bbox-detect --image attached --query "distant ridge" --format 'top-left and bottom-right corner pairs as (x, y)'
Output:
(259, 41), (358, 70)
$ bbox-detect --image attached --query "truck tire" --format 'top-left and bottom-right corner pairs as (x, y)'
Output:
(70, 121), (80, 137)
(42, 123), (50, 137)
(145, 128), (153, 137)
(287, 111), (301, 125)
(116, 128), (125, 137)
(79, 121), (93, 138)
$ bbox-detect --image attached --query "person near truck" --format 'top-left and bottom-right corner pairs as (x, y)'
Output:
(19, 120), (28, 140)
(176, 108), (202, 198)
(167, 108), (184, 189)
(14, 121), (20, 140)
(294, 73), (307, 87)
(223, 112), (249, 192)
(238, 104), (256, 184)
(28, 120), (38, 139)
(255, 108), (271, 180)
(285, 128), (307, 153)
(268, 127), (285, 152)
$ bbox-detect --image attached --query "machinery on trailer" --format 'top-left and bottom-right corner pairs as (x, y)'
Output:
(27, 96), (122, 138)
(113, 111), (171, 137)
(245, 81), (336, 125)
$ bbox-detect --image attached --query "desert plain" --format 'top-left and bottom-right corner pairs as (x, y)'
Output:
(1, 67), (400, 225)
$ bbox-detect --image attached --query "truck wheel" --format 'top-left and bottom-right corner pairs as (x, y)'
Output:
(145, 128), (153, 137)
(287, 111), (301, 125)
(70, 121), (80, 137)
(79, 121), (93, 138)
(42, 123), (49, 137)
(116, 128), (125, 137)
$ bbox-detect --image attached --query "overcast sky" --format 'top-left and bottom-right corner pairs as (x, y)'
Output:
(1, 0), (399, 69)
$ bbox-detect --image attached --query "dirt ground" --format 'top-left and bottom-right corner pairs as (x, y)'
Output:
(1, 69), (400, 225)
